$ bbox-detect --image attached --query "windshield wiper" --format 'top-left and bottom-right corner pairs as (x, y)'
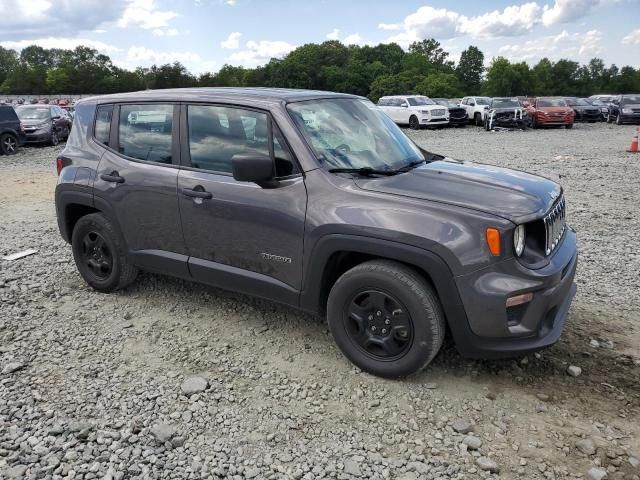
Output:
(328, 167), (399, 176)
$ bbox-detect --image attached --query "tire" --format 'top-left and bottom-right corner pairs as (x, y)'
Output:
(565, 123), (573, 129)
(327, 260), (445, 378)
(484, 118), (490, 131)
(616, 114), (622, 125)
(0, 133), (18, 155)
(606, 114), (612, 123)
(409, 115), (420, 130)
(71, 213), (138, 293)
(474, 113), (482, 126)
(50, 131), (59, 146)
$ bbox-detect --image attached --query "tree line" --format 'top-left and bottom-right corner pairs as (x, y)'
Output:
(1, 39), (639, 100)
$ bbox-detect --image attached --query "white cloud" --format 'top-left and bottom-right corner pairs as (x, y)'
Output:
(0, 0), (126, 39)
(461, 3), (542, 38)
(622, 29), (640, 46)
(226, 0), (237, 5)
(381, 3), (544, 46)
(378, 23), (400, 31)
(117, 0), (178, 30)
(0, 37), (120, 54)
(542, 0), (600, 26)
(326, 28), (340, 40)
(229, 40), (296, 67)
(498, 29), (603, 62)
(221, 32), (242, 49)
(152, 28), (179, 36)
(343, 33), (366, 45)
(125, 46), (201, 64)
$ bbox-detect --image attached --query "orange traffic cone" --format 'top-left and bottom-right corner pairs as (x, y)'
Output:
(629, 128), (639, 153)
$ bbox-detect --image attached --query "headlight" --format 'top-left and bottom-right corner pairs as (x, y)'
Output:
(36, 122), (50, 130)
(514, 225), (525, 257)
(623, 108), (632, 114)
(600, 107), (608, 112)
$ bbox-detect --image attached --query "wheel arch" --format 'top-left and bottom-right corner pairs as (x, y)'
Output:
(300, 235), (468, 330)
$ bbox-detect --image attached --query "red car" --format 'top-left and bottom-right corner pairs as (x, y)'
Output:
(526, 97), (575, 129)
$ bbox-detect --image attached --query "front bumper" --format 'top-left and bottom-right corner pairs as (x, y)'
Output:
(488, 118), (528, 129)
(451, 228), (578, 358)
(420, 116), (449, 125)
(24, 130), (52, 143)
(535, 115), (574, 125)
(448, 115), (468, 126)
(575, 111), (602, 122)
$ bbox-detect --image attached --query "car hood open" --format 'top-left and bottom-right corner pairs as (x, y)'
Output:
(354, 159), (561, 223)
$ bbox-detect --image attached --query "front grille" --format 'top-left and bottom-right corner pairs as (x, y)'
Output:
(585, 109), (599, 115)
(431, 109), (446, 116)
(632, 108), (640, 113)
(496, 113), (514, 120)
(543, 194), (566, 255)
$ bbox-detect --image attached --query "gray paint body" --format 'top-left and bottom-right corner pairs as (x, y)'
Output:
(55, 88), (578, 358)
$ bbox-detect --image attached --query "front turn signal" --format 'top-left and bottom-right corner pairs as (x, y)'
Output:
(486, 228), (501, 256)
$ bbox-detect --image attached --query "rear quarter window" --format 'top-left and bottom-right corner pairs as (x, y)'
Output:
(94, 105), (113, 146)
(65, 103), (94, 149)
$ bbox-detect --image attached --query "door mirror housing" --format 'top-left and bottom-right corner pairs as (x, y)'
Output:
(469, 102), (476, 106)
(399, 103), (408, 108)
(231, 153), (275, 184)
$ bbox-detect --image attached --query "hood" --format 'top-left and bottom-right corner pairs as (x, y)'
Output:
(411, 104), (447, 111)
(571, 105), (599, 111)
(490, 106), (523, 113)
(354, 159), (561, 223)
(535, 106), (571, 113)
(20, 118), (51, 126)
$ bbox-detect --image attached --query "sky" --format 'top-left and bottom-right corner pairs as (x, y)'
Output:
(1, 0), (639, 74)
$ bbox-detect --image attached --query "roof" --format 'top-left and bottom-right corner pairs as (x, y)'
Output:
(79, 87), (360, 107)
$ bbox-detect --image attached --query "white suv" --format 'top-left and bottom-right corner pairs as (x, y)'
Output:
(377, 95), (449, 129)
(460, 96), (492, 126)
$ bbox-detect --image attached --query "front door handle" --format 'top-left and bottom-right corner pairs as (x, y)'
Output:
(100, 171), (125, 183)
(182, 186), (212, 199)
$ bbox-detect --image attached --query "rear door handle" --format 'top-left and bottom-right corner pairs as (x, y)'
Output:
(100, 171), (125, 183)
(182, 186), (212, 199)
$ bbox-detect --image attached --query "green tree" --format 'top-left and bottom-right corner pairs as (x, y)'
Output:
(46, 68), (72, 93)
(0, 46), (18, 86)
(408, 39), (454, 72)
(456, 46), (484, 95)
(415, 72), (462, 98)
(532, 58), (553, 95)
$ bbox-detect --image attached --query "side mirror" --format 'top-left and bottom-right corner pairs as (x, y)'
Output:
(52, 115), (60, 120)
(400, 103), (408, 108)
(469, 102), (475, 107)
(231, 153), (274, 184)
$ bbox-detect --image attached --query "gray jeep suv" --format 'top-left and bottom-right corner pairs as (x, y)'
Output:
(55, 88), (577, 378)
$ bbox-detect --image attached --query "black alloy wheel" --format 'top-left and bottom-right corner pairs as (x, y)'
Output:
(344, 289), (414, 361)
(79, 230), (113, 281)
(409, 115), (420, 130)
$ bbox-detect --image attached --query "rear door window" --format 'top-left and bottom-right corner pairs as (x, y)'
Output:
(94, 105), (113, 146)
(118, 104), (174, 163)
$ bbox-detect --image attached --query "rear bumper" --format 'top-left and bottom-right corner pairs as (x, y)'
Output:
(451, 228), (578, 358)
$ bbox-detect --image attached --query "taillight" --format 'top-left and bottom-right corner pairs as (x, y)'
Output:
(56, 157), (63, 175)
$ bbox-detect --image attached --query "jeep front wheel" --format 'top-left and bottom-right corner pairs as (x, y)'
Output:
(327, 260), (445, 378)
(71, 213), (138, 292)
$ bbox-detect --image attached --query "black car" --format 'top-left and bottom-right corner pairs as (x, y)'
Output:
(484, 97), (528, 130)
(564, 98), (601, 122)
(55, 88), (577, 378)
(588, 98), (611, 120)
(0, 104), (26, 155)
(433, 98), (467, 127)
(607, 94), (640, 125)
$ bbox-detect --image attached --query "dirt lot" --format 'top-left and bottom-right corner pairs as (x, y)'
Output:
(1, 123), (639, 480)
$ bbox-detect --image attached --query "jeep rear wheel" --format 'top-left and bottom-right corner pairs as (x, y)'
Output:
(327, 260), (445, 378)
(409, 115), (420, 130)
(72, 213), (138, 292)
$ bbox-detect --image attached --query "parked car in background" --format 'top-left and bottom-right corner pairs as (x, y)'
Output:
(587, 98), (611, 120)
(460, 96), (491, 126)
(606, 94), (640, 125)
(0, 104), (26, 155)
(484, 97), (528, 130)
(564, 98), (601, 122)
(432, 98), (468, 127)
(15, 104), (72, 145)
(526, 98), (575, 129)
(588, 94), (616, 104)
(377, 95), (449, 129)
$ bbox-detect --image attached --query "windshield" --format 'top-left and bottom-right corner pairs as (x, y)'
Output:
(288, 98), (424, 171)
(590, 99), (605, 106)
(574, 98), (591, 106)
(476, 98), (491, 105)
(16, 106), (50, 120)
(537, 99), (567, 107)
(407, 96), (435, 106)
(491, 98), (520, 108)
(622, 95), (640, 105)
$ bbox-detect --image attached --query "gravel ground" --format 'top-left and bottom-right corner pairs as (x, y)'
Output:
(1, 123), (639, 480)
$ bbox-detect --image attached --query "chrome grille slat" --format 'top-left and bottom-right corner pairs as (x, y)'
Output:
(543, 194), (566, 256)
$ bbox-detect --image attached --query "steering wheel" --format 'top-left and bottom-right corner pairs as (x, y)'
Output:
(335, 143), (351, 153)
